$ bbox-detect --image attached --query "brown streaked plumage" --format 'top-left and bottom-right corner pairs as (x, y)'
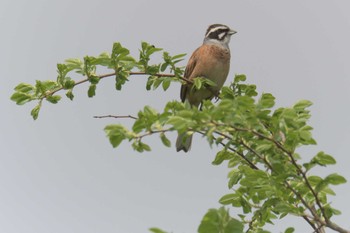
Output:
(176, 24), (237, 152)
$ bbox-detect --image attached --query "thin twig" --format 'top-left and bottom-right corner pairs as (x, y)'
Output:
(210, 130), (259, 170)
(93, 114), (138, 120)
(135, 129), (171, 140)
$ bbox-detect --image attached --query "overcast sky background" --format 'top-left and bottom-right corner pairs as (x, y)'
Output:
(1, 0), (350, 232)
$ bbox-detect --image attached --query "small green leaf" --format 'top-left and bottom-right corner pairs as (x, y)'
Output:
(160, 63), (168, 72)
(227, 169), (242, 189)
(167, 116), (189, 131)
(31, 104), (41, 120)
(46, 95), (61, 104)
(198, 208), (244, 233)
(14, 83), (35, 93)
(324, 204), (342, 219)
(171, 53), (186, 60)
(152, 77), (163, 90)
(10, 92), (33, 105)
(104, 124), (128, 148)
(36, 80), (58, 93)
(65, 58), (84, 71)
(219, 193), (241, 206)
(63, 78), (75, 89)
(149, 228), (168, 233)
(203, 78), (216, 87)
(89, 75), (100, 84)
(212, 150), (233, 165)
(324, 173), (347, 185)
(162, 78), (171, 91)
(258, 93), (275, 109)
(66, 90), (74, 100)
(224, 218), (245, 233)
(146, 76), (156, 90)
(160, 133), (171, 147)
(234, 74), (246, 83)
(88, 84), (96, 97)
(194, 78), (202, 90)
(284, 227), (295, 233)
(293, 100), (313, 111)
(132, 140), (151, 152)
(312, 151), (336, 166)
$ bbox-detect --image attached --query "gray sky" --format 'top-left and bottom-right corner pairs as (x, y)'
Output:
(1, 0), (350, 232)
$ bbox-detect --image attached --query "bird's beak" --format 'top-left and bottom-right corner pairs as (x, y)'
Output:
(229, 29), (237, 35)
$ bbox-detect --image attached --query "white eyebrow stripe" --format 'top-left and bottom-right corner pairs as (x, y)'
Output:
(205, 26), (228, 37)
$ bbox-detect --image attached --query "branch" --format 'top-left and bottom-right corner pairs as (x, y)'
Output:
(135, 129), (171, 140)
(210, 130), (259, 170)
(93, 114), (138, 120)
(46, 71), (191, 98)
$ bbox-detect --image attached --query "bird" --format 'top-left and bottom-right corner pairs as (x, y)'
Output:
(176, 24), (237, 152)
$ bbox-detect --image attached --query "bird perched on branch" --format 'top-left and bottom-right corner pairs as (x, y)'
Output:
(176, 24), (237, 152)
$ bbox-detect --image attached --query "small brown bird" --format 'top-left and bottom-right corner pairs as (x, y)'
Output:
(176, 24), (237, 152)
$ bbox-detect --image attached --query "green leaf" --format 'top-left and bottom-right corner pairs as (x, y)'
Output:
(219, 193), (241, 206)
(160, 62), (168, 72)
(194, 78), (202, 90)
(146, 76), (156, 90)
(227, 169), (243, 189)
(66, 90), (74, 100)
(10, 92), (33, 105)
(312, 151), (336, 166)
(104, 124), (129, 148)
(293, 100), (313, 111)
(132, 140), (151, 152)
(212, 150), (233, 165)
(31, 104), (41, 120)
(284, 227), (295, 233)
(324, 173), (347, 185)
(14, 83), (35, 93)
(167, 116), (189, 132)
(112, 42), (130, 58)
(171, 53), (186, 60)
(234, 74), (246, 83)
(324, 204), (342, 219)
(299, 130), (316, 145)
(149, 228), (168, 233)
(198, 208), (244, 233)
(46, 95), (61, 104)
(88, 84), (96, 97)
(160, 133), (171, 147)
(258, 93), (275, 109)
(89, 75), (100, 84)
(224, 218), (245, 233)
(144, 105), (158, 117)
(36, 80), (58, 93)
(152, 77), (163, 90)
(62, 78), (75, 89)
(162, 78), (171, 91)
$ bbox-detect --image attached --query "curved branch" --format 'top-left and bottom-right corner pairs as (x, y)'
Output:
(46, 71), (191, 99)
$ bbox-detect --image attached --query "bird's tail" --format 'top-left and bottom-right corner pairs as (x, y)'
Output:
(176, 133), (193, 152)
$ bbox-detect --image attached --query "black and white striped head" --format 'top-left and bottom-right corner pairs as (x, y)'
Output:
(204, 24), (237, 48)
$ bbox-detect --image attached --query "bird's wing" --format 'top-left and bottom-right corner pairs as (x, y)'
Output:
(180, 47), (200, 102)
